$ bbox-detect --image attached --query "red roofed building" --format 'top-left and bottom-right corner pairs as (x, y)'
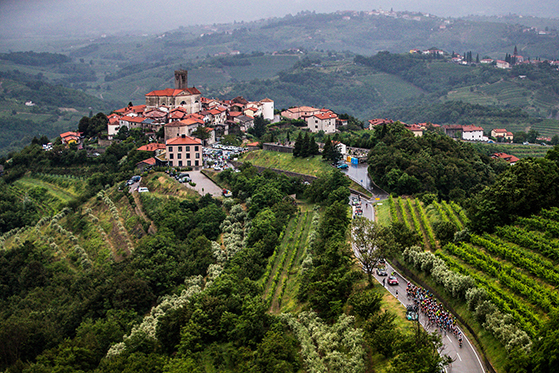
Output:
(164, 115), (205, 141)
(306, 111), (338, 134)
(491, 128), (513, 141)
(405, 124), (424, 137)
(368, 118), (394, 130)
(60, 131), (82, 145)
(145, 70), (201, 113)
(166, 134), (202, 168)
(136, 157), (158, 171)
(137, 143), (166, 156)
(492, 152), (519, 165)
(462, 125), (485, 141)
(281, 106), (321, 120)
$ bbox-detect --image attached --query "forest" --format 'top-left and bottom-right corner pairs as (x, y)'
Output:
(1, 118), (559, 372)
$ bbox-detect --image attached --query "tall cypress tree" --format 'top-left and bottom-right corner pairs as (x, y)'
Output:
(309, 136), (319, 156)
(322, 136), (332, 160)
(302, 132), (310, 157)
(293, 132), (303, 157)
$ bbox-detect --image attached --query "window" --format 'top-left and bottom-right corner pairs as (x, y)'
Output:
(195, 160), (199, 166)
(178, 146), (182, 152)
(169, 154), (174, 159)
(178, 153), (182, 159)
(195, 146), (199, 151)
(186, 153), (190, 159)
(168, 147), (172, 153)
(187, 161), (191, 166)
(186, 146), (190, 151)
(179, 161), (183, 167)
(196, 153), (200, 159)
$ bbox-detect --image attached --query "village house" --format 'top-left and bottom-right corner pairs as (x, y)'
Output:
(491, 128), (514, 141)
(368, 118), (394, 130)
(405, 124), (424, 137)
(166, 134), (202, 168)
(60, 131), (83, 145)
(492, 152), (519, 165)
(442, 124), (463, 138)
(281, 106), (322, 120)
(496, 60), (511, 69)
(164, 115), (205, 141)
(462, 125), (485, 141)
(306, 111), (338, 134)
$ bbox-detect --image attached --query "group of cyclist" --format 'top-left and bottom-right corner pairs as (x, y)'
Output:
(406, 282), (463, 348)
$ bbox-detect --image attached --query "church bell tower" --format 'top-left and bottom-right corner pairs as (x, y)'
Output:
(174, 70), (188, 90)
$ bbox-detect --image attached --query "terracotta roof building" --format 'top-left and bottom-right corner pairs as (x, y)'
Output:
(166, 135), (202, 168)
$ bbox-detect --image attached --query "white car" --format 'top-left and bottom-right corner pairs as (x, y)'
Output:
(138, 187), (149, 193)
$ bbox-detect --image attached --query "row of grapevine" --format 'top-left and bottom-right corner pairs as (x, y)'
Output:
(405, 198), (427, 247)
(516, 215), (559, 238)
(388, 195), (399, 223)
(436, 250), (540, 336)
(397, 198), (412, 230)
(97, 190), (134, 253)
(441, 200), (463, 230)
(414, 200), (437, 249)
(450, 201), (469, 226)
(265, 213), (300, 308)
(494, 226), (559, 261)
(277, 211), (310, 307)
(432, 201), (450, 223)
(445, 242), (559, 313)
(473, 234), (559, 287)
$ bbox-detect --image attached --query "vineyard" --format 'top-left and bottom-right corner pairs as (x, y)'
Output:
(387, 196), (559, 344)
(262, 208), (315, 313)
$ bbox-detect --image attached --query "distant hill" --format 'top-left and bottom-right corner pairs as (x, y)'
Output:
(1, 10), (559, 152)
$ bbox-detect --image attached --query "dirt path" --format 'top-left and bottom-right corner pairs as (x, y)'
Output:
(132, 192), (157, 235)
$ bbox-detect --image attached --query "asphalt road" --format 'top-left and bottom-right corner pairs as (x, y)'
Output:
(188, 170), (223, 197)
(354, 195), (485, 373)
(372, 266), (485, 373)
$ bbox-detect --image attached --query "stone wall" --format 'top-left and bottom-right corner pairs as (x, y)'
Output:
(262, 143), (294, 153)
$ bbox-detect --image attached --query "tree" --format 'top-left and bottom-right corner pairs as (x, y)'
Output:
(293, 132), (303, 157)
(322, 136), (332, 160)
(352, 217), (386, 286)
(191, 126), (211, 146)
(309, 135), (319, 155)
(249, 115), (268, 138)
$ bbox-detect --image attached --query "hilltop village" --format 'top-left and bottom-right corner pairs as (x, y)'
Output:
(52, 69), (527, 170)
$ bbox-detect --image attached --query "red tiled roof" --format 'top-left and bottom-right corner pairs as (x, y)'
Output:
(137, 143), (166, 152)
(121, 115), (145, 123)
(492, 153), (519, 163)
(145, 87), (201, 96)
(462, 125), (484, 132)
(60, 131), (82, 139)
(137, 157), (157, 166)
(313, 112), (338, 120)
(166, 135), (202, 146)
(493, 128), (507, 133)
(368, 118), (394, 126)
(247, 142), (260, 147)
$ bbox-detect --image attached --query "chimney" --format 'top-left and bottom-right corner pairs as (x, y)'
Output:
(181, 134), (186, 138)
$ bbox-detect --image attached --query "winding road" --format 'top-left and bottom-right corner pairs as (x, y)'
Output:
(354, 196), (485, 373)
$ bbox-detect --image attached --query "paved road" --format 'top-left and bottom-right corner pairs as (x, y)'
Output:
(188, 170), (223, 197)
(372, 266), (485, 373)
(354, 197), (485, 373)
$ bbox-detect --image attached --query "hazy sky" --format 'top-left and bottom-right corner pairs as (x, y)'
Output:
(1, 0), (558, 39)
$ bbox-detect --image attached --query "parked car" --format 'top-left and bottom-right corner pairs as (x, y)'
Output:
(376, 267), (388, 276)
(387, 275), (399, 286)
(337, 163), (348, 169)
(138, 187), (149, 193)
